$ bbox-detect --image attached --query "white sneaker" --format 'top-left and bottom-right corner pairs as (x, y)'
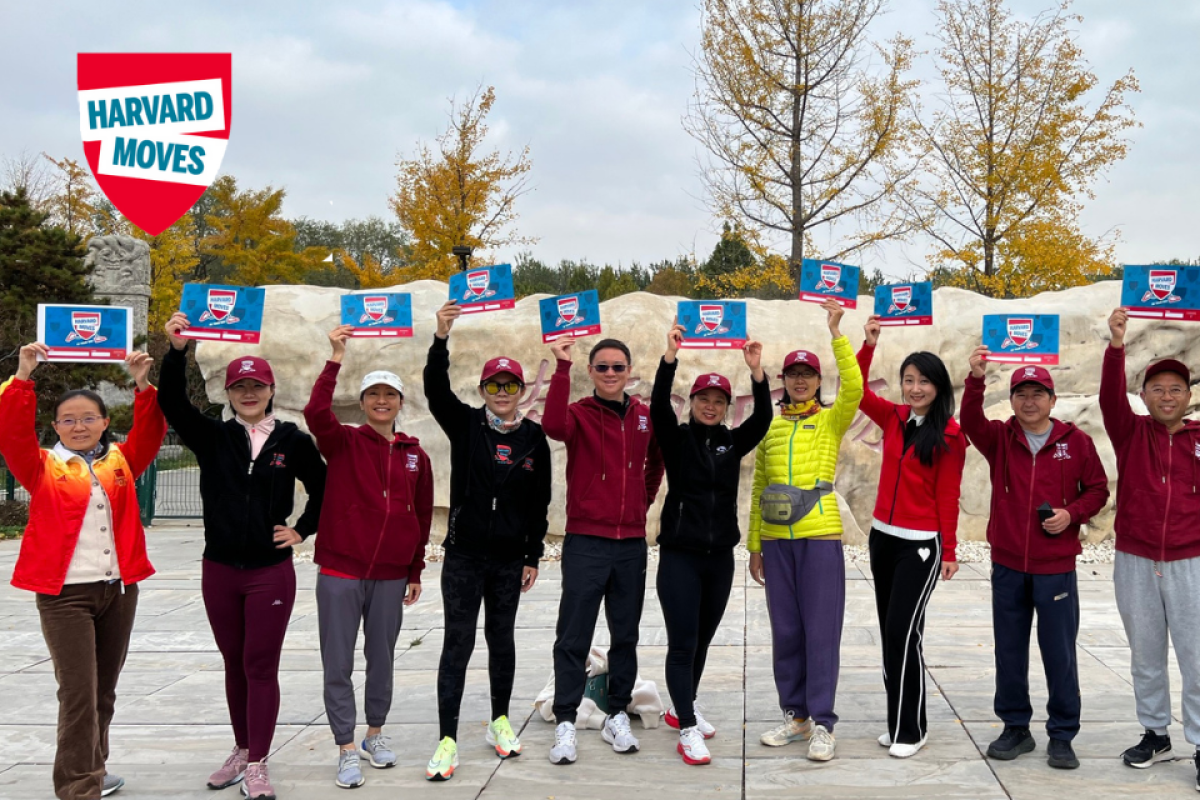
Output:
(549, 721), (577, 765)
(807, 724), (836, 761)
(878, 732), (892, 747)
(889, 735), (928, 759)
(665, 705), (717, 739)
(759, 712), (813, 747)
(677, 726), (712, 765)
(601, 711), (639, 754)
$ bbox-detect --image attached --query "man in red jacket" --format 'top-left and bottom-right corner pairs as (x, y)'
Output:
(962, 349), (1109, 771)
(1102, 309), (1200, 790)
(541, 336), (664, 766)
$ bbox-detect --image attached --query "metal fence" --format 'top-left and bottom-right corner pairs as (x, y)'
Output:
(1, 428), (203, 526)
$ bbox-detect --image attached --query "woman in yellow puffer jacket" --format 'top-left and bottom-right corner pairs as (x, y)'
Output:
(749, 298), (863, 763)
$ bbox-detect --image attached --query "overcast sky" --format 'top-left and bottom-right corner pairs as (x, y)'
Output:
(2, 0), (1196, 278)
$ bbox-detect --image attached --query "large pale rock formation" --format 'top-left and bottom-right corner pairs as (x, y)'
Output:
(194, 279), (1194, 550)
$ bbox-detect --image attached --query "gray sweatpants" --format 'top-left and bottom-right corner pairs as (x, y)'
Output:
(1114, 550), (1200, 746)
(316, 573), (408, 746)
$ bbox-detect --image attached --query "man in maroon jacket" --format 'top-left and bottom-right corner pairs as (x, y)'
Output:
(962, 349), (1109, 771)
(541, 336), (664, 766)
(1102, 309), (1200, 789)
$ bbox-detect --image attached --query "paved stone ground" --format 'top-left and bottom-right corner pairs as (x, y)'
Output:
(0, 524), (1196, 799)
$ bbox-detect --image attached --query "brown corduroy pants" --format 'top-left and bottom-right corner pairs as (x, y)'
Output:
(36, 581), (139, 800)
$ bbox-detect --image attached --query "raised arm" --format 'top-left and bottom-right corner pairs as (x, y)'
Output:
(650, 356), (682, 460)
(540, 337), (577, 442)
(0, 344), (50, 490)
(959, 346), (1003, 460)
(303, 327), (354, 457)
(855, 315), (894, 425)
(1099, 308), (1136, 451)
(423, 302), (472, 438)
(158, 314), (221, 456)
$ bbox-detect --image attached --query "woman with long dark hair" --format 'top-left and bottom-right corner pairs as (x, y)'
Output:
(159, 313), (328, 800)
(0, 342), (166, 800)
(858, 315), (967, 759)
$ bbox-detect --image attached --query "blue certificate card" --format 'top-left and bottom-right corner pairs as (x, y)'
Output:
(447, 263), (516, 314)
(340, 293), (414, 338)
(874, 282), (933, 326)
(37, 304), (132, 363)
(539, 290), (602, 343)
(798, 259), (860, 308)
(677, 300), (748, 349)
(178, 283), (266, 344)
(1121, 265), (1200, 321)
(983, 314), (1060, 365)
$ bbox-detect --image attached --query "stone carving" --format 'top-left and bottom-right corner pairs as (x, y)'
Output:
(84, 235), (151, 341)
(194, 279), (1178, 548)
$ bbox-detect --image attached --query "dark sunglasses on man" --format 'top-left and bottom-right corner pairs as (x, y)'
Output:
(591, 364), (628, 373)
(481, 380), (523, 396)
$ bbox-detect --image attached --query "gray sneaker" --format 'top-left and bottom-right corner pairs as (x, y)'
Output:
(101, 774), (124, 797)
(549, 721), (577, 765)
(601, 711), (639, 754)
(336, 748), (365, 789)
(361, 733), (396, 769)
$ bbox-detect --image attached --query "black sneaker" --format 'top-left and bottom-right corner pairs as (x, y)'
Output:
(1047, 738), (1079, 770)
(987, 726), (1035, 760)
(1121, 729), (1171, 768)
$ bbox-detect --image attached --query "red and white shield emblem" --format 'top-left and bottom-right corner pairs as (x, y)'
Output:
(363, 296), (388, 322)
(891, 286), (911, 310)
(699, 304), (724, 331)
(1149, 269), (1177, 301)
(71, 312), (101, 341)
(820, 264), (841, 290)
(557, 296), (578, 323)
(77, 53), (231, 236)
(207, 289), (237, 321)
(466, 270), (490, 297)
(1007, 319), (1033, 347)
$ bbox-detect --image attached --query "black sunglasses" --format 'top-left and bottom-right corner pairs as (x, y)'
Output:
(591, 364), (628, 373)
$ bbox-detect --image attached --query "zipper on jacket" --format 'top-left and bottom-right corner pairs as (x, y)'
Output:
(617, 419), (627, 539)
(1161, 434), (1173, 564)
(786, 422), (799, 539)
(1024, 452), (1038, 572)
(366, 440), (395, 579)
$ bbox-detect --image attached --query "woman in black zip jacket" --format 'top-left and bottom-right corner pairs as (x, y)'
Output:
(651, 321), (772, 766)
(159, 312), (326, 798)
(421, 301), (552, 780)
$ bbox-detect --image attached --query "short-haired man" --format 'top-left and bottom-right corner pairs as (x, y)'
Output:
(1102, 308), (1200, 792)
(541, 336), (664, 765)
(962, 351), (1109, 770)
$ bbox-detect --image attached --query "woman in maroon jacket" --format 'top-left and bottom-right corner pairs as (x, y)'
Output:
(304, 325), (433, 790)
(859, 316), (967, 759)
(962, 348), (1109, 770)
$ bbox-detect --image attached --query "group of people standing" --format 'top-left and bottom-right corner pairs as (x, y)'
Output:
(2, 300), (1198, 799)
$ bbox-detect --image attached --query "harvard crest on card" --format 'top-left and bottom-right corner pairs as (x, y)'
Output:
(1143, 269), (1180, 304)
(199, 288), (239, 324)
(819, 263), (841, 291)
(66, 311), (106, 344)
(889, 286), (912, 314)
(1003, 318), (1033, 350)
(465, 270), (492, 300)
(556, 296), (579, 327)
(360, 296), (393, 325)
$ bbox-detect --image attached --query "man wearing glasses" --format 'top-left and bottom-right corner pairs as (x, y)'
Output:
(1101, 308), (1200, 792)
(421, 301), (552, 781)
(541, 332), (665, 765)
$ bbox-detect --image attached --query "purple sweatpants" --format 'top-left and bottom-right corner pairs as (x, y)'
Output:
(762, 537), (845, 730)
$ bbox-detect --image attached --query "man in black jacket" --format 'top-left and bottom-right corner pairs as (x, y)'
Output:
(422, 300), (552, 782)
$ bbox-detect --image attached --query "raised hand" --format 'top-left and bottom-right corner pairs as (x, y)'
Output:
(665, 320), (685, 363)
(968, 345), (990, 379)
(15, 343), (49, 381)
(125, 351), (154, 390)
(435, 301), (462, 339)
(328, 324), (355, 363)
(863, 314), (882, 348)
(165, 312), (190, 351)
(550, 336), (575, 363)
(1108, 307), (1128, 348)
(744, 340), (764, 381)
(822, 297), (844, 337)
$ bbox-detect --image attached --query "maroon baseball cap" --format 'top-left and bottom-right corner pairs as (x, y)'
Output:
(1009, 365), (1055, 394)
(480, 356), (525, 384)
(690, 372), (732, 400)
(224, 356), (275, 388)
(778, 350), (822, 379)
(1143, 358), (1191, 386)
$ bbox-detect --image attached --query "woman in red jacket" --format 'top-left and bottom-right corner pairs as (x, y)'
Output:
(0, 343), (165, 800)
(859, 317), (967, 759)
(304, 325), (433, 790)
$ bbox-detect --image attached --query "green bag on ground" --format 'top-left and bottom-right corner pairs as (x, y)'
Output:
(583, 674), (609, 713)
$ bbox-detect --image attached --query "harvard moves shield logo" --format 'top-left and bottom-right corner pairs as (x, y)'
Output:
(699, 304), (724, 332)
(1005, 318), (1033, 348)
(557, 296), (579, 325)
(890, 285), (912, 312)
(200, 288), (239, 324)
(1145, 269), (1179, 303)
(466, 270), (491, 297)
(362, 296), (389, 323)
(66, 311), (104, 343)
(78, 53), (231, 236)
(819, 263), (842, 291)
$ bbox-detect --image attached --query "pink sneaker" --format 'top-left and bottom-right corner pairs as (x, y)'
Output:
(241, 760), (275, 800)
(207, 746), (248, 789)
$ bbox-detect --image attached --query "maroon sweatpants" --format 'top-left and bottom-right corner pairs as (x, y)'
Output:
(201, 558), (295, 762)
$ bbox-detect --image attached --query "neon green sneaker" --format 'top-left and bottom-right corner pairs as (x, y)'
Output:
(486, 715), (523, 758)
(425, 737), (458, 781)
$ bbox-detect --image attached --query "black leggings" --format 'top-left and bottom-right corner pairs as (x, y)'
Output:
(656, 546), (735, 729)
(436, 551), (524, 740)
